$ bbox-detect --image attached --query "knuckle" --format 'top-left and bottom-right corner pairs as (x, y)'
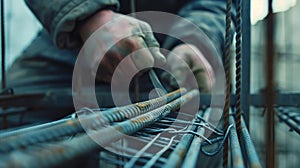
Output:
(140, 21), (152, 30)
(125, 36), (144, 49)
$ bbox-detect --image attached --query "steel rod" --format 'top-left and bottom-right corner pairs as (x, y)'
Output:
(1, 0), (6, 90)
(181, 109), (210, 168)
(0, 89), (185, 153)
(276, 110), (300, 135)
(240, 117), (262, 168)
(162, 112), (200, 167)
(235, 0), (243, 138)
(229, 115), (245, 168)
(223, 0), (232, 166)
(0, 90), (198, 167)
(241, 0), (251, 127)
(265, 0), (276, 167)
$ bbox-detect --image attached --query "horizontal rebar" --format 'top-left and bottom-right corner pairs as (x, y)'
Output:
(276, 109), (300, 135)
(0, 90), (198, 168)
(0, 88), (185, 153)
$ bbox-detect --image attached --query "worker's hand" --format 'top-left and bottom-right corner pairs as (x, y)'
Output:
(166, 44), (215, 93)
(79, 10), (165, 83)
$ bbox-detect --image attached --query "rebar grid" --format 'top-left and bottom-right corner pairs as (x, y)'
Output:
(0, 90), (200, 167)
(276, 107), (300, 135)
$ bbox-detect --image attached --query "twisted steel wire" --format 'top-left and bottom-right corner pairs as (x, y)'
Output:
(162, 114), (200, 168)
(235, 0), (243, 139)
(143, 135), (176, 168)
(0, 90), (198, 167)
(181, 109), (210, 168)
(124, 133), (161, 168)
(200, 124), (233, 156)
(223, 0), (232, 167)
(0, 89), (185, 153)
(102, 110), (230, 168)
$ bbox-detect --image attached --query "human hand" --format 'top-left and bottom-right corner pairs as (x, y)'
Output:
(79, 10), (165, 83)
(166, 44), (215, 93)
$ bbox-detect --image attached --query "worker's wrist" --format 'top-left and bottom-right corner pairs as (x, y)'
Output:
(79, 9), (115, 42)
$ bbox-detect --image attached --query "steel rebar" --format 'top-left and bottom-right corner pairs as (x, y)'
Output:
(240, 117), (262, 168)
(265, 0), (276, 167)
(0, 89), (185, 153)
(229, 115), (245, 168)
(181, 109), (210, 168)
(0, 90), (198, 167)
(276, 109), (300, 135)
(224, 0), (232, 166)
(162, 112), (201, 168)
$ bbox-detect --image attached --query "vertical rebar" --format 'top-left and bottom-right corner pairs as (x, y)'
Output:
(223, 0), (232, 167)
(1, 0), (7, 129)
(1, 0), (5, 90)
(241, 0), (251, 128)
(265, 0), (275, 167)
(235, 0), (242, 137)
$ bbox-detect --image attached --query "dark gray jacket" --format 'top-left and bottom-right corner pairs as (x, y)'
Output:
(8, 0), (235, 90)
(5, 0), (235, 132)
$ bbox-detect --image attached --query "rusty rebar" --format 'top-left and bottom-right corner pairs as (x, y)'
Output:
(235, 0), (243, 138)
(0, 90), (198, 167)
(0, 89), (185, 153)
(223, 0), (232, 167)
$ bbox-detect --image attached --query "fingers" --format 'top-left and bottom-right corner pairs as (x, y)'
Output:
(167, 52), (190, 86)
(96, 35), (155, 83)
(139, 22), (166, 66)
(167, 44), (215, 93)
(127, 36), (155, 70)
(89, 14), (166, 83)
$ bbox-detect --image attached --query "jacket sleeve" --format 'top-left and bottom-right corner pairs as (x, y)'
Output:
(163, 0), (236, 57)
(25, 0), (120, 49)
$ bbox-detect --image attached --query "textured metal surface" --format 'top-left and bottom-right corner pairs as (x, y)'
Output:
(223, 0), (232, 166)
(235, 0), (242, 137)
(0, 89), (185, 153)
(276, 108), (300, 135)
(0, 90), (198, 167)
(162, 114), (199, 168)
(229, 115), (245, 168)
(240, 117), (262, 168)
(0, 91), (264, 167)
(181, 108), (210, 168)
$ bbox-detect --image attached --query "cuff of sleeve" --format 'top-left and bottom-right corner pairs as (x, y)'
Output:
(52, 0), (119, 49)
